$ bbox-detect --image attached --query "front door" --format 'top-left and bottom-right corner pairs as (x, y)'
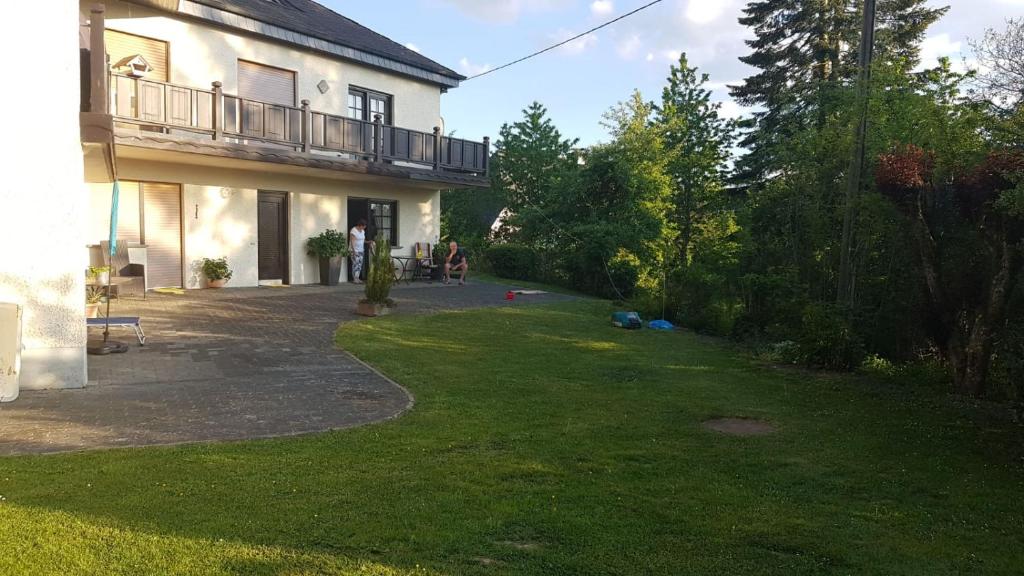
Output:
(258, 191), (288, 282)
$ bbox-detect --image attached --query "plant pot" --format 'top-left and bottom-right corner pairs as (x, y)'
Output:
(319, 255), (344, 286)
(96, 271), (110, 285)
(208, 279), (228, 288)
(356, 300), (391, 317)
(85, 303), (100, 318)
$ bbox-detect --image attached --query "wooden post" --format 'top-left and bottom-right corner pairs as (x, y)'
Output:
(211, 81), (223, 140)
(373, 113), (383, 163)
(482, 136), (490, 175)
(837, 0), (876, 305)
(89, 5), (107, 114)
(432, 126), (441, 170)
(301, 99), (311, 153)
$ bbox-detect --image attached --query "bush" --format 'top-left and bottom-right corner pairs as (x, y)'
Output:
(364, 241), (395, 304)
(201, 257), (232, 281)
(603, 250), (640, 300)
(306, 229), (348, 259)
(486, 244), (538, 281)
(795, 303), (866, 371)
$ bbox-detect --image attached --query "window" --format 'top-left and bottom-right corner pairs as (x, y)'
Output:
(369, 200), (398, 246)
(347, 87), (392, 124)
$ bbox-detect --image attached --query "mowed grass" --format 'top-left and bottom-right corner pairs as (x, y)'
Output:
(1, 300), (1023, 575)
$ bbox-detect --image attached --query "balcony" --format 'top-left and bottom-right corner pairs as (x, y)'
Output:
(105, 73), (490, 186)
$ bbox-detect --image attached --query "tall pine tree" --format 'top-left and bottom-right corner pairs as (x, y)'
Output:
(730, 0), (947, 184)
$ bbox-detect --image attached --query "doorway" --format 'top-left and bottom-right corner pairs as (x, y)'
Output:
(258, 191), (289, 283)
(141, 182), (183, 289)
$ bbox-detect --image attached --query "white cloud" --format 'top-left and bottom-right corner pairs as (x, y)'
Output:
(616, 34), (642, 59)
(442, 0), (573, 23)
(404, 42), (420, 53)
(550, 28), (599, 55)
(458, 57), (492, 76)
(685, 0), (730, 25)
(591, 0), (614, 16)
(646, 52), (655, 62)
(917, 33), (962, 68)
(664, 49), (682, 62)
(716, 99), (745, 120)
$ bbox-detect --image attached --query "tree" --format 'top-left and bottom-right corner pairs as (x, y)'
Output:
(877, 146), (1023, 397)
(655, 54), (735, 269)
(490, 102), (579, 247)
(730, 0), (946, 182)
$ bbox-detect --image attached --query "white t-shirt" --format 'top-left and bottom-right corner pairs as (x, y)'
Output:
(350, 227), (365, 253)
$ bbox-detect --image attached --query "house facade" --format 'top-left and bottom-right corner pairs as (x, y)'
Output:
(2, 0), (488, 394)
(85, 0), (487, 290)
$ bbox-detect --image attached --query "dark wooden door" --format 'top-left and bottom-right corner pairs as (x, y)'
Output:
(258, 191), (288, 281)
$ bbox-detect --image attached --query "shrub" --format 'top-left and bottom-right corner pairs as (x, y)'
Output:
(306, 229), (348, 259)
(603, 249), (640, 300)
(201, 257), (232, 281)
(486, 244), (538, 281)
(364, 241), (395, 304)
(795, 303), (866, 371)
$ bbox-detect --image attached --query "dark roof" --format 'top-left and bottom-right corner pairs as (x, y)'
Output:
(189, 0), (464, 82)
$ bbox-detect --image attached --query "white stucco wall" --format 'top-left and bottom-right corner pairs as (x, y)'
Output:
(0, 2), (87, 390)
(93, 0), (444, 133)
(111, 159), (442, 288)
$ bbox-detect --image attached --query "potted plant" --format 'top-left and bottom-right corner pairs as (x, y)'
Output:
(85, 286), (104, 318)
(357, 240), (396, 316)
(431, 243), (448, 281)
(201, 257), (233, 288)
(88, 265), (111, 285)
(306, 229), (349, 286)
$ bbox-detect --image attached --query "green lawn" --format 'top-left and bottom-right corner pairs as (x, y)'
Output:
(1, 300), (1023, 575)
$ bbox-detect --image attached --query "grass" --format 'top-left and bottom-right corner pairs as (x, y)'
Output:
(1, 300), (1023, 575)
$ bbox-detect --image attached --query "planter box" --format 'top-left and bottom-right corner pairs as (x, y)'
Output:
(319, 255), (344, 286)
(86, 303), (100, 318)
(208, 279), (228, 288)
(356, 300), (391, 317)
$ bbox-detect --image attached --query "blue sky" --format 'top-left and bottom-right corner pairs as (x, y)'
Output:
(323, 0), (1024, 146)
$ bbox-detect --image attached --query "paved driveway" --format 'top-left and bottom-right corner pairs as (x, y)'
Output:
(0, 282), (572, 455)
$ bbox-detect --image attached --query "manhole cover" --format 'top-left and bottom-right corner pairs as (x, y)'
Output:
(702, 418), (776, 436)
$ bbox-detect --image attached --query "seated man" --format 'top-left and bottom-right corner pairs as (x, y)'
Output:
(444, 241), (468, 285)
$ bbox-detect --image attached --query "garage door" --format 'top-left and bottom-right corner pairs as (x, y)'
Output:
(237, 60), (295, 105)
(142, 183), (183, 289)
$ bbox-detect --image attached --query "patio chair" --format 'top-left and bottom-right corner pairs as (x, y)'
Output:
(414, 242), (437, 281)
(100, 241), (146, 297)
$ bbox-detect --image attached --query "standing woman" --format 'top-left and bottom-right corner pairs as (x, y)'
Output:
(348, 219), (367, 284)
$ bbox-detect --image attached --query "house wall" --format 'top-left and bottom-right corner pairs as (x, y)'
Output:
(97, 159), (441, 288)
(91, 0), (443, 134)
(0, 3), (87, 392)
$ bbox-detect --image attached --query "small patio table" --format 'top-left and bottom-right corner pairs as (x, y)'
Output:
(390, 256), (421, 284)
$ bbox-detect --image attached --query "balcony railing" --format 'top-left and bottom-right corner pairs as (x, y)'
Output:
(108, 73), (489, 176)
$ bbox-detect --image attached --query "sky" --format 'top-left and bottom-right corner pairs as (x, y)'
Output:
(322, 0), (1024, 146)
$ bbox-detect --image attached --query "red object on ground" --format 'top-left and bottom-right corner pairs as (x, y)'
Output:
(505, 291), (515, 300)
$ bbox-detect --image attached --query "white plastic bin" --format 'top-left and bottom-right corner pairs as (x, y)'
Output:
(0, 302), (22, 402)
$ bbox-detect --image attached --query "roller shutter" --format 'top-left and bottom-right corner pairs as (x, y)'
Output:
(238, 60), (295, 105)
(105, 29), (168, 82)
(142, 183), (183, 289)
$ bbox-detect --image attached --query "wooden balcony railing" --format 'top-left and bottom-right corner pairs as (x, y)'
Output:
(108, 73), (490, 176)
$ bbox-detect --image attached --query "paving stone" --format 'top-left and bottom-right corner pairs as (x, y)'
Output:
(0, 282), (573, 455)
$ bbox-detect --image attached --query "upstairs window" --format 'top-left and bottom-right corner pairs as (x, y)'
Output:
(348, 88), (392, 125)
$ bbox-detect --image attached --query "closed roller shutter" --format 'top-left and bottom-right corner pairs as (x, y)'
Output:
(142, 183), (183, 289)
(105, 29), (168, 82)
(238, 60), (295, 105)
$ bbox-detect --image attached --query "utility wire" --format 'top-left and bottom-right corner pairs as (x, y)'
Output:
(464, 0), (666, 81)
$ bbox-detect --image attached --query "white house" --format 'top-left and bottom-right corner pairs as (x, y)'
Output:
(1, 0), (489, 394)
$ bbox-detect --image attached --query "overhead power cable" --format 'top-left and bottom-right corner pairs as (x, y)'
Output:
(464, 0), (666, 81)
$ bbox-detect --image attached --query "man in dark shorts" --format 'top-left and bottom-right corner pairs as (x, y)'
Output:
(444, 241), (468, 285)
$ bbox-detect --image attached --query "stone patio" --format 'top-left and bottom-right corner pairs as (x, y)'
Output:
(0, 281), (572, 455)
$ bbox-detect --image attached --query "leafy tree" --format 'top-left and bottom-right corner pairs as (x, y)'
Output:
(490, 102), (579, 247)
